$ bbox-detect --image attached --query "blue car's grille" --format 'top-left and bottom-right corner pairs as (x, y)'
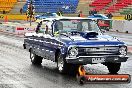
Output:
(78, 46), (119, 56)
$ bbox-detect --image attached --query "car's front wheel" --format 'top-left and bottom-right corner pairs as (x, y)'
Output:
(57, 53), (79, 75)
(30, 49), (43, 65)
(57, 53), (69, 74)
(106, 63), (121, 74)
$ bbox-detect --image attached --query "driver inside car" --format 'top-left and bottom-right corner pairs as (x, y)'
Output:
(54, 21), (63, 36)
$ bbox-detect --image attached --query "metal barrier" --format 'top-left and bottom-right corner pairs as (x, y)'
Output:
(0, 14), (27, 20)
(0, 22), (36, 35)
(112, 20), (132, 33)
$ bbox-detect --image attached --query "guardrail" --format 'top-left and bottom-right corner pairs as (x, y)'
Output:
(0, 22), (36, 35)
(0, 14), (27, 20)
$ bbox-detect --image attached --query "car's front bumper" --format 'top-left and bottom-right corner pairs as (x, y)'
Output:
(66, 55), (129, 65)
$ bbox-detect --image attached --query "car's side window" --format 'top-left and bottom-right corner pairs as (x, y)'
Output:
(36, 21), (52, 35)
(54, 21), (63, 32)
(77, 22), (82, 31)
(82, 22), (88, 31)
(39, 23), (46, 33)
(45, 25), (52, 35)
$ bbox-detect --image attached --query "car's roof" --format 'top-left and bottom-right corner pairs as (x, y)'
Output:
(42, 16), (96, 21)
(39, 16), (111, 23)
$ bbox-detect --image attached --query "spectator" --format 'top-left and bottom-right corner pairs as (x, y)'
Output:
(57, 8), (63, 16)
(89, 10), (92, 16)
(20, 8), (23, 14)
(36, 21), (42, 33)
(3, 10), (6, 14)
(89, 9), (97, 16)
(45, 25), (49, 34)
(78, 10), (83, 17)
(93, 9), (97, 14)
(106, 12), (113, 19)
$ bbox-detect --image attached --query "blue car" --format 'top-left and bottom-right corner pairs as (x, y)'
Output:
(88, 14), (109, 19)
(23, 17), (128, 74)
(35, 12), (58, 20)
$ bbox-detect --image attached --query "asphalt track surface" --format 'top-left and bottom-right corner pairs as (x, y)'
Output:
(105, 32), (132, 46)
(0, 32), (132, 88)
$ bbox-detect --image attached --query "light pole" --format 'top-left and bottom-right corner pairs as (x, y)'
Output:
(30, 0), (33, 26)
(29, 0), (33, 26)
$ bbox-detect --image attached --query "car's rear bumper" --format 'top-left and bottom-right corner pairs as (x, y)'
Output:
(66, 55), (129, 65)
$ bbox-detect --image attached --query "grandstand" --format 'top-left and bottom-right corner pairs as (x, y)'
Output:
(0, 0), (17, 13)
(89, 0), (112, 12)
(23, 0), (79, 14)
(120, 8), (132, 15)
(0, 0), (132, 16)
(106, 0), (132, 13)
(89, 0), (132, 15)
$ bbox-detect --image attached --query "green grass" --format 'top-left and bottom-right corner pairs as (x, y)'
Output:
(120, 8), (132, 15)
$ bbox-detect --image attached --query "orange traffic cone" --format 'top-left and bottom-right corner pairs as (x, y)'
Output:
(4, 15), (8, 23)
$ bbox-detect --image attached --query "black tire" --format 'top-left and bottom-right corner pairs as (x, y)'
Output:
(57, 53), (69, 74)
(77, 76), (86, 85)
(30, 49), (43, 65)
(57, 52), (79, 75)
(68, 64), (79, 76)
(107, 63), (121, 74)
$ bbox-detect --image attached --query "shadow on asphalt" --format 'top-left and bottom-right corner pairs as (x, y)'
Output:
(23, 58), (131, 88)
(28, 62), (112, 85)
(29, 64), (78, 87)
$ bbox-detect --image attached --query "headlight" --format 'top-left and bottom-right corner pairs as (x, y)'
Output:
(119, 46), (127, 56)
(69, 48), (78, 57)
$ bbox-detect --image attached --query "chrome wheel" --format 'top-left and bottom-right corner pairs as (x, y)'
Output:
(58, 55), (64, 73)
(57, 53), (69, 74)
(30, 50), (35, 62)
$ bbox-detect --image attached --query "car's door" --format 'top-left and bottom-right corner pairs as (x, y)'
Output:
(33, 31), (54, 61)
(40, 21), (56, 61)
(41, 34), (56, 61)
(31, 33), (55, 61)
(33, 33), (44, 57)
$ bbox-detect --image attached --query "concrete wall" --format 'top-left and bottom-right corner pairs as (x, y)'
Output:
(0, 22), (36, 35)
(112, 20), (132, 33)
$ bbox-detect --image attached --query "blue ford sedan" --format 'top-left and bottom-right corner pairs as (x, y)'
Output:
(35, 12), (58, 20)
(23, 17), (128, 74)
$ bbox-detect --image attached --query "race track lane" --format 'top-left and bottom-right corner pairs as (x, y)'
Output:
(0, 33), (132, 88)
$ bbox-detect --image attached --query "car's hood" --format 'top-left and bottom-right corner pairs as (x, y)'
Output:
(60, 33), (124, 46)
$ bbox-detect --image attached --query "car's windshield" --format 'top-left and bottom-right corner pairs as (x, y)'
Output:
(53, 19), (100, 33)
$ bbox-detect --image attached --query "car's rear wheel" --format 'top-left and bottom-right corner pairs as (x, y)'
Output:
(106, 63), (121, 74)
(30, 49), (43, 65)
